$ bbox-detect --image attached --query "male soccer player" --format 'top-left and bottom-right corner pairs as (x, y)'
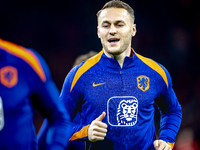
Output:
(0, 38), (71, 150)
(52, 0), (182, 149)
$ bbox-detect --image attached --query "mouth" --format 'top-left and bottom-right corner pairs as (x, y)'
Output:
(108, 38), (120, 44)
(126, 117), (132, 121)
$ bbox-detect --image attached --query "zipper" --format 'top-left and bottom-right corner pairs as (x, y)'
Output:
(113, 58), (125, 91)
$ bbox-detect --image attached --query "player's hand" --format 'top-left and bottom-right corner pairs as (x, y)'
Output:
(88, 112), (107, 142)
(153, 140), (172, 150)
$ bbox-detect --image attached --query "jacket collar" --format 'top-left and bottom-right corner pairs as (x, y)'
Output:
(99, 48), (138, 69)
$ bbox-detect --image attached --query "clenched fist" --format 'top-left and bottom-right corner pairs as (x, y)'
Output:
(88, 112), (108, 142)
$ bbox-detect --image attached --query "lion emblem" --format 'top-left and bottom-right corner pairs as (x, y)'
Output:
(117, 99), (138, 126)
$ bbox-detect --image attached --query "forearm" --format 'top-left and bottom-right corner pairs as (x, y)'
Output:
(159, 108), (182, 143)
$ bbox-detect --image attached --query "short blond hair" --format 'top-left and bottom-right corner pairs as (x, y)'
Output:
(96, 0), (135, 23)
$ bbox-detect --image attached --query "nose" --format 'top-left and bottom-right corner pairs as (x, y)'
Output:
(109, 24), (117, 35)
(127, 107), (132, 114)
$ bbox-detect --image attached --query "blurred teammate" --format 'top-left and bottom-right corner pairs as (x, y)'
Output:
(38, 51), (98, 150)
(72, 51), (98, 68)
(0, 38), (71, 150)
(42, 0), (182, 150)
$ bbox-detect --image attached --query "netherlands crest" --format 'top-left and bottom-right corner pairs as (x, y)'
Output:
(137, 75), (150, 92)
(0, 66), (18, 88)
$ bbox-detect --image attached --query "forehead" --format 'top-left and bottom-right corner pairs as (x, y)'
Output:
(98, 8), (131, 24)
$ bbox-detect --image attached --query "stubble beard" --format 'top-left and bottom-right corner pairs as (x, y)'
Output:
(102, 33), (132, 57)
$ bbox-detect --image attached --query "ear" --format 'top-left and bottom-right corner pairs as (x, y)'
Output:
(132, 24), (136, 37)
(97, 26), (101, 38)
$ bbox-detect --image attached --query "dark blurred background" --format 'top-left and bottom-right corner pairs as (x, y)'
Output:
(0, 0), (200, 149)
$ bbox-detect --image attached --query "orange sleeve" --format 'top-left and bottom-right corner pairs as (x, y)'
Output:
(70, 125), (90, 141)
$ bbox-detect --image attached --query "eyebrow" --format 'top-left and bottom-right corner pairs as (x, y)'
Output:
(101, 20), (125, 24)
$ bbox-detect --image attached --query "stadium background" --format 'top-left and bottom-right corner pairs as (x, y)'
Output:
(0, 0), (200, 149)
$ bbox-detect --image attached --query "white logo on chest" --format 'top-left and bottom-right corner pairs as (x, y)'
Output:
(107, 96), (138, 127)
(117, 99), (138, 126)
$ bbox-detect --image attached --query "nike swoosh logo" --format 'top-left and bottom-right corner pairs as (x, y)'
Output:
(92, 82), (106, 87)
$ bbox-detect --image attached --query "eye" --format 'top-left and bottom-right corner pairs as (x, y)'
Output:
(102, 23), (110, 28)
(118, 24), (123, 27)
(116, 23), (124, 27)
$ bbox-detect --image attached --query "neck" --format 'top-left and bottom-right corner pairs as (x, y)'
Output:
(104, 48), (132, 68)
(115, 55), (125, 68)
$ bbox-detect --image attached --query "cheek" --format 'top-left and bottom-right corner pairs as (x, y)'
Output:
(98, 29), (108, 37)
(123, 30), (133, 41)
(120, 28), (132, 37)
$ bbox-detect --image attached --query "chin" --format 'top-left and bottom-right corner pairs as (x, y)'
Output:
(107, 47), (120, 53)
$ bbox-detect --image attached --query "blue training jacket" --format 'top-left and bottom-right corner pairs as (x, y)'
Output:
(0, 39), (71, 150)
(60, 49), (182, 150)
